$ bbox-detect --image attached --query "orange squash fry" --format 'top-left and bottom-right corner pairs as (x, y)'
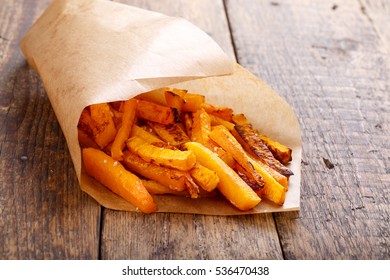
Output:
(249, 159), (286, 205)
(135, 87), (168, 105)
(209, 114), (235, 131)
(142, 179), (188, 196)
(234, 163), (263, 194)
(136, 99), (176, 124)
(190, 163), (220, 192)
(201, 103), (233, 121)
(231, 113), (250, 125)
(126, 136), (196, 171)
(89, 103), (117, 149)
(165, 90), (184, 114)
(232, 126), (293, 178)
(130, 124), (164, 144)
(111, 99), (138, 161)
(110, 101), (124, 111)
(232, 131), (289, 189)
(182, 112), (193, 139)
(258, 133), (293, 164)
(252, 157), (288, 190)
(232, 129), (289, 188)
(209, 125), (265, 188)
(148, 122), (190, 146)
(232, 114), (292, 164)
(184, 174), (200, 198)
(191, 108), (212, 145)
(110, 106), (123, 128)
(78, 128), (99, 149)
(185, 142), (261, 211)
(78, 108), (94, 136)
(166, 88), (205, 112)
(123, 151), (187, 191)
(191, 108), (235, 167)
(181, 93), (205, 112)
(82, 148), (157, 214)
(209, 125), (286, 205)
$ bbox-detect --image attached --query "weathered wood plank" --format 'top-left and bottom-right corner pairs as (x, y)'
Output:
(100, 0), (283, 260)
(101, 211), (281, 259)
(360, 0), (390, 52)
(226, 0), (390, 259)
(0, 0), (101, 259)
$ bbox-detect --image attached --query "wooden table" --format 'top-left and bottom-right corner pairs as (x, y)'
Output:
(1, 0), (389, 260)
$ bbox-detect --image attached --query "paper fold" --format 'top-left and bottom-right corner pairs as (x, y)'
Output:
(20, 0), (301, 215)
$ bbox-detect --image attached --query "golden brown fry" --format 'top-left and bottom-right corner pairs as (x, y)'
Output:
(180, 91), (205, 112)
(234, 163), (263, 192)
(165, 90), (184, 114)
(110, 107), (123, 128)
(191, 109), (235, 167)
(232, 113), (292, 164)
(110, 101), (124, 112)
(201, 103), (233, 122)
(142, 179), (188, 196)
(191, 108), (213, 145)
(234, 124), (293, 177)
(148, 121), (190, 146)
(209, 125), (265, 188)
(123, 151), (187, 191)
(161, 88), (206, 112)
(126, 136), (196, 171)
(111, 99), (138, 161)
(135, 87), (168, 105)
(184, 174), (200, 198)
(249, 155), (288, 189)
(190, 163), (220, 192)
(89, 103), (117, 149)
(130, 124), (164, 144)
(78, 108), (94, 136)
(209, 125), (286, 205)
(136, 99), (176, 124)
(209, 114), (235, 131)
(185, 142), (261, 211)
(182, 112), (193, 139)
(258, 133), (292, 164)
(83, 148), (157, 214)
(249, 159), (286, 205)
(232, 113), (250, 125)
(78, 128), (99, 149)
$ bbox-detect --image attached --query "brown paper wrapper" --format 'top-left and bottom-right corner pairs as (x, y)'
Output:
(20, 0), (301, 215)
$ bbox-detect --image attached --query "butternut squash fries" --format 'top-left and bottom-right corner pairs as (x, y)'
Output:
(111, 99), (138, 161)
(78, 88), (293, 213)
(185, 142), (261, 211)
(82, 148), (157, 213)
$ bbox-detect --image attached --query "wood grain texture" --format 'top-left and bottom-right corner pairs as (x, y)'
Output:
(0, 0), (101, 259)
(2, 0), (389, 260)
(225, 0), (390, 259)
(360, 0), (390, 52)
(101, 211), (282, 259)
(100, 0), (283, 260)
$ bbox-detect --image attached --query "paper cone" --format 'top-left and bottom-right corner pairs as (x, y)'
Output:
(20, 0), (301, 215)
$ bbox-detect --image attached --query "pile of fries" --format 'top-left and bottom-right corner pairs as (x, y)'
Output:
(78, 88), (293, 213)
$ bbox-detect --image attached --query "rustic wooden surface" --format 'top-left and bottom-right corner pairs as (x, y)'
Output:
(0, 0), (389, 260)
